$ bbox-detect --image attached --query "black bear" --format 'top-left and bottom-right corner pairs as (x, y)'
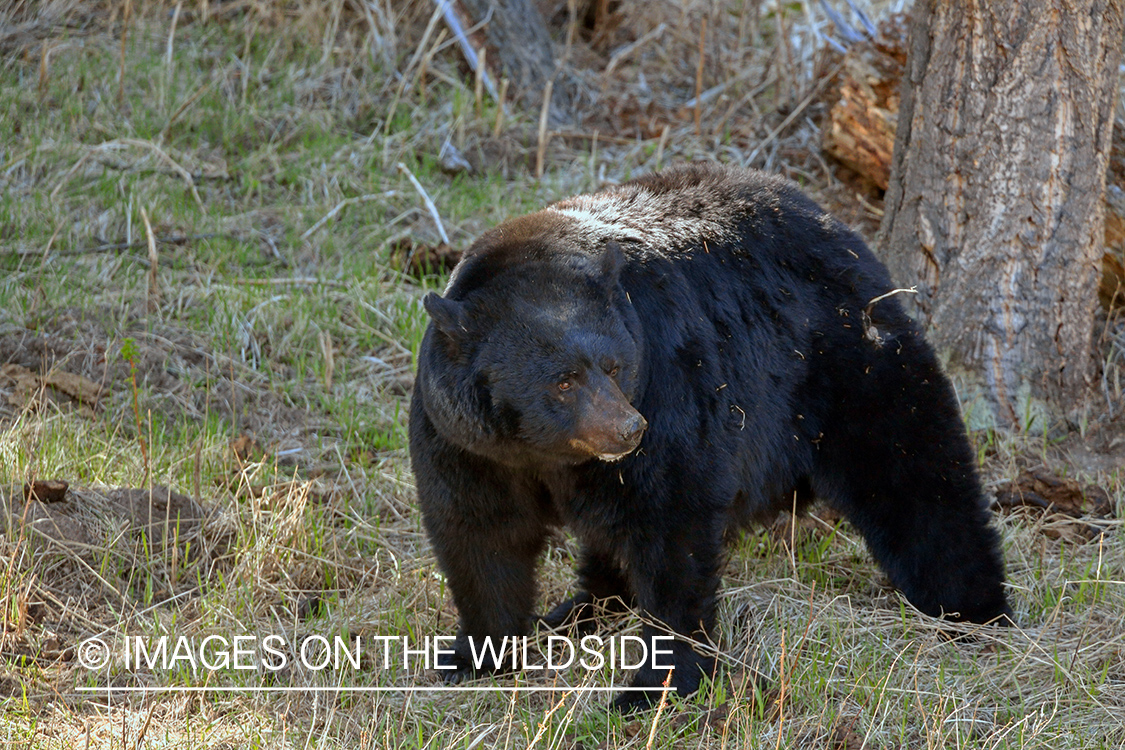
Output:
(408, 163), (1009, 711)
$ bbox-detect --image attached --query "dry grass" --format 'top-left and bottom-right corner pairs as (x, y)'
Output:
(0, 0), (1122, 748)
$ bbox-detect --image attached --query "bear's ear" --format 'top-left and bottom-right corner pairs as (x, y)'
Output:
(600, 242), (626, 289)
(423, 293), (467, 342)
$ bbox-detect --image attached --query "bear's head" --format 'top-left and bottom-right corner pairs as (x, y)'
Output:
(419, 240), (646, 467)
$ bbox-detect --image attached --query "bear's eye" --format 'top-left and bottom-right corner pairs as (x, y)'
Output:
(557, 378), (572, 392)
(607, 366), (620, 378)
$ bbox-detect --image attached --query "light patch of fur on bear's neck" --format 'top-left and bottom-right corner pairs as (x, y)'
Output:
(547, 186), (738, 253)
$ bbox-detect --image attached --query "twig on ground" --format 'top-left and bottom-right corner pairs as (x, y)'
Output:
(747, 62), (845, 165)
(50, 139), (205, 209)
(655, 124), (670, 169)
(536, 79), (553, 180)
(694, 17), (706, 135)
(551, 131), (641, 145)
(49, 148), (101, 200)
(644, 668), (675, 750)
(320, 330), (335, 392)
(380, 0), (445, 140)
(165, 2), (183, 70)
(233, 278), (345, 288)
(119, 138), (205, 208)
(160, 76), (217, 144)
(493, 77), (509, 137)
(140, 207), (160, 312)
(474, 45), (486, 115)
(396, 164), (449, 245)
(605, 22), (667, 78)
(437, 0), (498, 100)
(300, 192), (398, 242)
(117, 0), (132, 105)
(4, 234), (217, 258)
(684, 64), (764, 109)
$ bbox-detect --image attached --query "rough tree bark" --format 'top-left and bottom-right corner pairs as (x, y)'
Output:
(452, 0), (573, 121)
(877, 0), (1124, 428)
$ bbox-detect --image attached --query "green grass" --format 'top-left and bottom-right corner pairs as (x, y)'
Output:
(1, 2), (1123, 749)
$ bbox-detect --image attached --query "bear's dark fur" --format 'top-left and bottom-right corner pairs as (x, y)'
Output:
(409, 163), (1009, 711)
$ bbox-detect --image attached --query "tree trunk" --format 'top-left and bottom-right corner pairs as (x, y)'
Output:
(878, 0), (1125, 429)
(453, 0), (573, 122)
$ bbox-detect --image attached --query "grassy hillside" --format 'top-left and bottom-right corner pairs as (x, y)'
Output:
(1, 2), (1122, 748)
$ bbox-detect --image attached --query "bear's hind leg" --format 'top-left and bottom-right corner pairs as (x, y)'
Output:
(540, 549), (634, 633)
(813, 340), (1010, 624)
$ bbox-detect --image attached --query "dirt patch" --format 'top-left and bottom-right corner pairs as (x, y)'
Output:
(3, 482), (216, 562)
(2, 480), (228, 617)
(0, 480), (237, 680)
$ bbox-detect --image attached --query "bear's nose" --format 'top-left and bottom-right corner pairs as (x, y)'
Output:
(621, 413), (648, 445)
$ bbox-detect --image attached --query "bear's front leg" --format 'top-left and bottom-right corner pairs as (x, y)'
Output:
(427, 489), (550, 682)
(435, 541), (543, 683)
(611, 622), (716, 713)
(610, 527), (724, 712)
(413, 441), (551, 682)
(431, 521), (549, 682)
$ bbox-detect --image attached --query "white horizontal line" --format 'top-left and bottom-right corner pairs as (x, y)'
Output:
(76, 686), (675, 693)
